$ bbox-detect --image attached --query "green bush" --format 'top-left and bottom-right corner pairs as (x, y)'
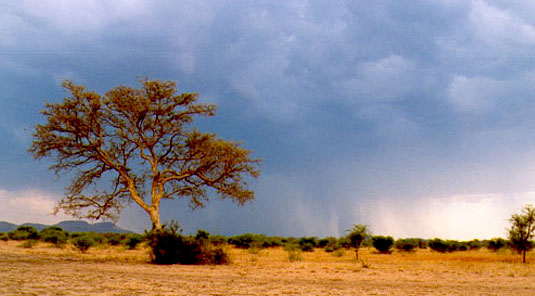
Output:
(40, 226), (68, 246)
(337, 237), (351, 249)
(146, 222), (229, 265)
(195, 229), (210, 241)
(0, 232), (8, 241)
(124, 234), (144, 250)
(298, 237), (317, 252)
(428, 238), (448, 253)
(394, 238), (419, 252)
(72, 234), (97, 253)
(228, 233), (256, 249)
(466, 239), (482, 250)
(372, 236), (394, 254)
(19, 239), (38, 248)
(458, 242), (469, 251)
(318, 237), (335, 248)
(284, 244), (303, 262)
(105, 233), (124, 246)
(208, 235), (227, 246)
(8, 226), (39, 241)
(428, 238), (461, 253)
(487, 238), (507, 252)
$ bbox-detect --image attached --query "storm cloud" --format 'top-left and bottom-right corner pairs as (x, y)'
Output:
(2, 0), (535, 239)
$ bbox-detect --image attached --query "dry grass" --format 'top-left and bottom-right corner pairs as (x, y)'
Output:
(1, 241), (535, 295)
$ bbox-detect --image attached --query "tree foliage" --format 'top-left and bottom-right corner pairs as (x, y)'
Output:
(30, 78), (261, 231)
(372, 236), (394, 254)
(508, 204), (535, 263)
(346, 224), (370, 260)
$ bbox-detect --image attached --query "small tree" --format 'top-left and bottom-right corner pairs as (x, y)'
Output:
(30, 78), (261, 231)
(346, 224), (370, 260)
(508, 204), (535, 263)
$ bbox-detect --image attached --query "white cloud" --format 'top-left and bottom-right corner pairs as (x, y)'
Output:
(16, 0), (149, 35)
(0, 189), (72, 224)
(447, 75), (507, 112)
(447, 72), (535, 113)
(470, 0), (535, 45)
(361, 193), (535, 240)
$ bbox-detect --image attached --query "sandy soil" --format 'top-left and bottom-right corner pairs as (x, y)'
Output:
(1, 241), (535, 295)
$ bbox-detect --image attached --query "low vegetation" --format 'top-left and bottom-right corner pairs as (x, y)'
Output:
(2, 220), (534, 266)
(8, 226), (39, 241)
(40, 226), (68, 246)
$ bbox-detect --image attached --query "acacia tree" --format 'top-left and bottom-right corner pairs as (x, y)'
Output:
(346, 224), (370, 260)
(508, 204), (535, 264)
(30, 78), (261, 231)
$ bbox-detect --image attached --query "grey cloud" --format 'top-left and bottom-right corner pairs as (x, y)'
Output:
(3, 1), (535, 239)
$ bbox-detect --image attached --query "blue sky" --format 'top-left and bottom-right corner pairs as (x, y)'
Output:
(2, 0), (535, 240)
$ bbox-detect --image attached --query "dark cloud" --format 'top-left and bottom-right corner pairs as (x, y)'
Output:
(2, 1), (535, 239)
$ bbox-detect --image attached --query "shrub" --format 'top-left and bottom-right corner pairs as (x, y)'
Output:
(487, 238), (507, 252)
(88, 233), (107, 245)
(209, 235), (228, 246)
(0, 232), (8, 241)
(263, 236), (284, 248)
(195, 229), (210, 241)
(446, 240), (460, 252)
(394, 238), (419, 252)
(8, 226), (39, 241)
(372, 236), (394, 254)
(72, 234), (97, 253)
(19, 239), (38, 248)
(417, 239), (428, 249)
(124, 234), (144, 250)
(458, 242), (469, 251)
(466, 239), (482, 250)
(298, 237), (317, 252)
(337, 237), (351, 249)
(147, 222), (229, 265)
(333, 248), (345, 257)
(284, 244), (303, 262)
(40, 226), (68, 246)
(228, 234), (255, 249)
(428, 238), (449, 253)
(105, 233), (124, 246)
(428, 239), (462, 253)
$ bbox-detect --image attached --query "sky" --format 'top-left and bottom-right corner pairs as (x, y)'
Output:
(1, 0), (535, 240)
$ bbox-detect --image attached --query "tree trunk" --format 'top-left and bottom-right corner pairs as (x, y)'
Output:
(523, 249), (527, 264)
(355, 247), (359, 261)
(149, 208), (162, 232)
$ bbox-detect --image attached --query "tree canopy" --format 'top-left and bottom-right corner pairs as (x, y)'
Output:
(346, 224), (370, 260)
(30, 78), (261, 231)
(508, 204), (535, 263)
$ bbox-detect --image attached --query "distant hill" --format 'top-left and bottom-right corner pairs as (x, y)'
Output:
(0, 220), (134, 233)
(0, 221), (17, 233)
(55, 220), (133, 233)
(21, 223), (48, 231)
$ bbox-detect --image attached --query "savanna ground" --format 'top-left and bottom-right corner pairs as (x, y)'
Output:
(1, 241), (535, 295)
